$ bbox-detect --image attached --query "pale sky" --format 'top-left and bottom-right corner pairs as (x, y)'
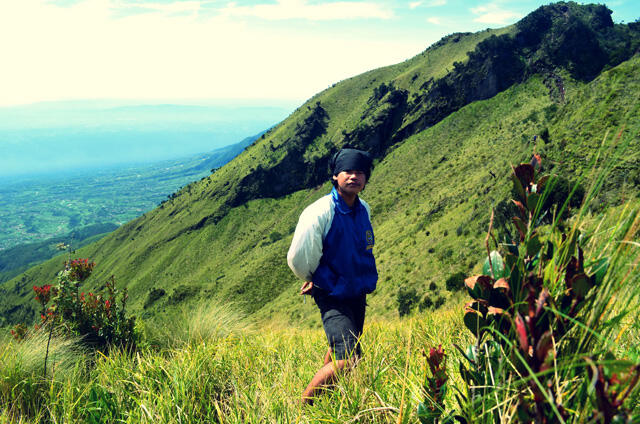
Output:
(0, 0), (638, 107)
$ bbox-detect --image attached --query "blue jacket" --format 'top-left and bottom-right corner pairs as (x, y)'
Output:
(287, 187), (378, 298)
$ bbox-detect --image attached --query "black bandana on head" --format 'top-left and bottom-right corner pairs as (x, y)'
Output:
(330, 148), (373, 180)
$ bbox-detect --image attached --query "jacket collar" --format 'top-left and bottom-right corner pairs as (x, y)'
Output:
(331, 187), (361, 215)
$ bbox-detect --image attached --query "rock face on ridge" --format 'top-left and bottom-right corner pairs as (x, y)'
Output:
(229, 103), (331, 207)
(394, 2), (636, 144)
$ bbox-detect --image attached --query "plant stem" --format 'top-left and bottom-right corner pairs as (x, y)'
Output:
(44, 322), (53, 378)
(486, 208), (495, 280)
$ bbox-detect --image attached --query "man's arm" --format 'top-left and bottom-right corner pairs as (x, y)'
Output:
(287, 196), (333, 282)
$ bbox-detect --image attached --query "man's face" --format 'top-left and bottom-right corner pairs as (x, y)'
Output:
(333, 170), (366, 195)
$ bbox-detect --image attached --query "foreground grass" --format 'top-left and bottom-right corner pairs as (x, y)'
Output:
(4, 291), (637, 423)
(1, 302), (472, 423)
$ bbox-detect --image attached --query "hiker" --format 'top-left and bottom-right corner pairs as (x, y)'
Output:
(287, 147), (378, 404)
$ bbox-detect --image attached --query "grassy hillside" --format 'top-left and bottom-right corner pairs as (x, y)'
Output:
(1, 3), (639, 327)
(2, 196), (638, 422)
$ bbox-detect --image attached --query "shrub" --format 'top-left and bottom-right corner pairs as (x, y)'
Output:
(268, 231), (283, 243)
(30, 259), (137, 351)
(444, 271), (466, 291)
(419, 153), (640, 422)
(419, 295), (433, 312)
(396, 287), (419, 317)
(144, 288), (166, 309)
(167, 285), (200, 305)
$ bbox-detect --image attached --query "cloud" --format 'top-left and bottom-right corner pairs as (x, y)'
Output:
(409, 0), (445, 8)
(471, 2), (521, 25)
(0, 0), (418, 106)
(426, 16), (441, 25)
(221, 0), (393, 21)
(113, 1), (204, 17)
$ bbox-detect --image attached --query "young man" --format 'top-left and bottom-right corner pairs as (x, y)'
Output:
(287, 148), (378, 404)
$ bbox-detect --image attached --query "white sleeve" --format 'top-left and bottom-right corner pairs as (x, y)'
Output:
(287, 196), (333, 281)
(360, 198), (372, 221)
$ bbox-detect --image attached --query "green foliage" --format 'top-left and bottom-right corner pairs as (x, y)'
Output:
(85, 385), (122, 424)
(423, 153), (640, 422)
(31, 259), (137, 351)
(445, 271), (466, 291)
(397, 287), (419, 317)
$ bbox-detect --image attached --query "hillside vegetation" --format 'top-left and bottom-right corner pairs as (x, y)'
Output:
(2, 196), (638, 422)
(1, 2), (639, 328)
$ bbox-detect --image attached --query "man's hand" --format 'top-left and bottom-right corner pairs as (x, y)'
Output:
(300, 281), (313, 295)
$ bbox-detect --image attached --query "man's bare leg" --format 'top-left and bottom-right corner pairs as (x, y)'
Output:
(323, 348), (332, 365)
(301, 358), (348, 405)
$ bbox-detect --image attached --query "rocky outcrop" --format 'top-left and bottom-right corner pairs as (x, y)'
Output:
(342, 83), (408, 156)
(228, 102), (330, 207)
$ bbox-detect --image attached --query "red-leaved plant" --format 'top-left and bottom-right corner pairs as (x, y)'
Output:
(419, 155), (640, 423)
(27, 259), (137, 356)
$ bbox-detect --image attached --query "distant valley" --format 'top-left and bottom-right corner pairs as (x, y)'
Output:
(0, 133), (260, 282)
(0, 100), (294, 281)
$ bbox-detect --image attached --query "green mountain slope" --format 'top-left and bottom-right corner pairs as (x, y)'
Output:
(0, 223), (118, 284)
(1, 2), (638, 327)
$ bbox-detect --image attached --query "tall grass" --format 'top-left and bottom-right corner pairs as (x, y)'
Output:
(415, 130), (640, 422)
(141, 301), (249, 349)
(0, 329), (84, 421)
(0, 296), (476, 423)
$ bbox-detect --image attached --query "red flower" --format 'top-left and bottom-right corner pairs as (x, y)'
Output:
(33, 284), (54, 305)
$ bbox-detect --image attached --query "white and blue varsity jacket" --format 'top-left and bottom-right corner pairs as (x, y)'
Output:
(287, 187), (378, 298)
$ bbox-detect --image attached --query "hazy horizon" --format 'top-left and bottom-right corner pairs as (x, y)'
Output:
(0, 100), (296, 178)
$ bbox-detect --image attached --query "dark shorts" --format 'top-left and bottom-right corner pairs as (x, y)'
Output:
(313, 288), (366, 360)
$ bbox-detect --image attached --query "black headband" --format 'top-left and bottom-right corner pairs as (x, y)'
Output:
(330, 148), (373, 179)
